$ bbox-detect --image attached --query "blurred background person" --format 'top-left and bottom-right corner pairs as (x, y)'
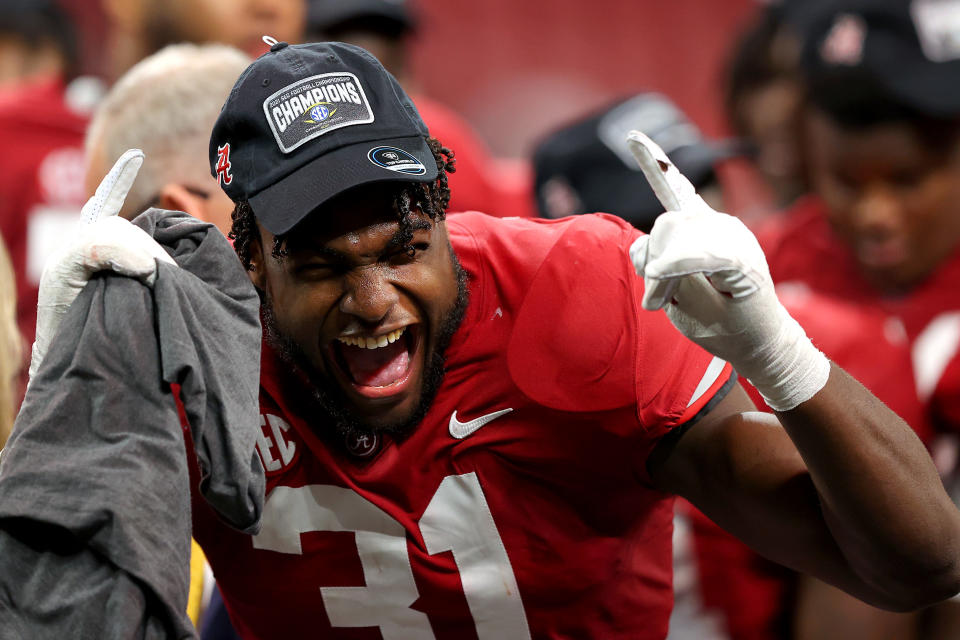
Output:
(532, 91), (931, 640)
(99, 0), (304, 80)
(724, 0), (809, 214)
(757, 1), (960, 637)
(306, 0), (535, 218)
(533, 92), (734, 232)
(0, 0), (305, 405)
(0, 0), (78, 89)
(0, 232), (21, 449)
(83, 43), (250, 233)
(0, 0), (89, 386)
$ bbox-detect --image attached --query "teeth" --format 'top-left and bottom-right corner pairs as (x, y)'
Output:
(338, 327), (405, 349)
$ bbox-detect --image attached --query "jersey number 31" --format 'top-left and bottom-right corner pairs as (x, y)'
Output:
(254, 472), (532, 639)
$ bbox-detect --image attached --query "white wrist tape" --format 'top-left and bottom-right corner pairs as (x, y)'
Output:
(738, 301), (832, 412)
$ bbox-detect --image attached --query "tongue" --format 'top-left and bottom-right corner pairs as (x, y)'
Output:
(340, 339), (410, 387)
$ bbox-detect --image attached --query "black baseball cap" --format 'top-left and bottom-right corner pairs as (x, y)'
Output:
(798, 0), (960, 118)
(533, 93), (738, 230)
(210, 40), (437, 235)
(308, 0), (416, 37)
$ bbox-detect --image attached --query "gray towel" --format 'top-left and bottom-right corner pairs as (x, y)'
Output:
(0, 210), (264, 640)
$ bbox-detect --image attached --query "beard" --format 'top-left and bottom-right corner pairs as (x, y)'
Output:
(261, 250), (469, 445)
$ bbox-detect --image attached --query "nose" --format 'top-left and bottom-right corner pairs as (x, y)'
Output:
(850, 183), (903, 238)
(339, 266), (399, 325)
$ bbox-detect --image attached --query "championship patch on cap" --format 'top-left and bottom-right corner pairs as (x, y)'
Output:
(367, 145), (427, 174)
(263, 72), (374, 153)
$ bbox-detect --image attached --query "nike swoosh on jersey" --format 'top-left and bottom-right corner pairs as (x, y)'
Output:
(448, 408), (513, 439)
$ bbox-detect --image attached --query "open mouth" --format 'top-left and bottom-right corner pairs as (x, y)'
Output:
(330, 326), (421, 399)
(856, 237), (908, 270)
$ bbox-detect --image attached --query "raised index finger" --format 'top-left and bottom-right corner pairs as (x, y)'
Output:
(626, 130), (699, 211)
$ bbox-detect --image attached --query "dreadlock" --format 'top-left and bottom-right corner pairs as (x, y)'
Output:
(229, 136), (455, 270)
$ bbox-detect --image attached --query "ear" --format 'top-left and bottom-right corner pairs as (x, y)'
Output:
(157, 184), (207, 221)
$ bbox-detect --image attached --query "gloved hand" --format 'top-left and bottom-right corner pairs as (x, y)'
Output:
(626, 131), (830, 411)
(29, 149), (176, 381)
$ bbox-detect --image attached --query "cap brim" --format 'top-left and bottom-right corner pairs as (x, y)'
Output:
(249, 134), (438, 235)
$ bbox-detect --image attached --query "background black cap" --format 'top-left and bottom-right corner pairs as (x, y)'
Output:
(308, 0), (416, 38)
(210, 40), (437, 235)
(798, 0), (960, 118)
(532, 93), (737, 231)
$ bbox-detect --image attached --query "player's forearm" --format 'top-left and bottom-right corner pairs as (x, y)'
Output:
(777, 363), (960, 609)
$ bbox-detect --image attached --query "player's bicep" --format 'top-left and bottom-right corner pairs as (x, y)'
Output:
(647, 382), (792, 498)
(647, 383), (894, 605)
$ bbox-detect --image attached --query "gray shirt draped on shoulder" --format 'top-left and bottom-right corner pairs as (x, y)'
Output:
(0, 210), (264, 640)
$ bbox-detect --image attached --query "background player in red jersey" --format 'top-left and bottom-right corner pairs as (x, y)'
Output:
(0, 0), (89, 358)
(756, 2), (960, 636)
(532, 93), (932, 640)
(26, 40), (960, 639)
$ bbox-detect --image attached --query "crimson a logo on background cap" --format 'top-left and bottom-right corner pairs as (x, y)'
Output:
(821, 13), (867, 66)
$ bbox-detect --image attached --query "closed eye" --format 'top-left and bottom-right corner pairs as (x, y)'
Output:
(388, 242), (430, 265)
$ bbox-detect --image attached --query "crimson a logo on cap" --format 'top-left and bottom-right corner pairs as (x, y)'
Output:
(345, 431), (380, 458)
(821, 13), (867, 66)
(216, 143), (233, 185)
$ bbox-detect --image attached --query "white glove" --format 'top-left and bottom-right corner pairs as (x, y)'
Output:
(29, 149), (176, 381)
(626, 131), (830, 411)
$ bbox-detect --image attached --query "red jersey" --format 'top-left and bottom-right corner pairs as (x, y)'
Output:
(193, 212), (734, 639)
(759, 197), (960, 434)
(0, 76), (88, 347)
